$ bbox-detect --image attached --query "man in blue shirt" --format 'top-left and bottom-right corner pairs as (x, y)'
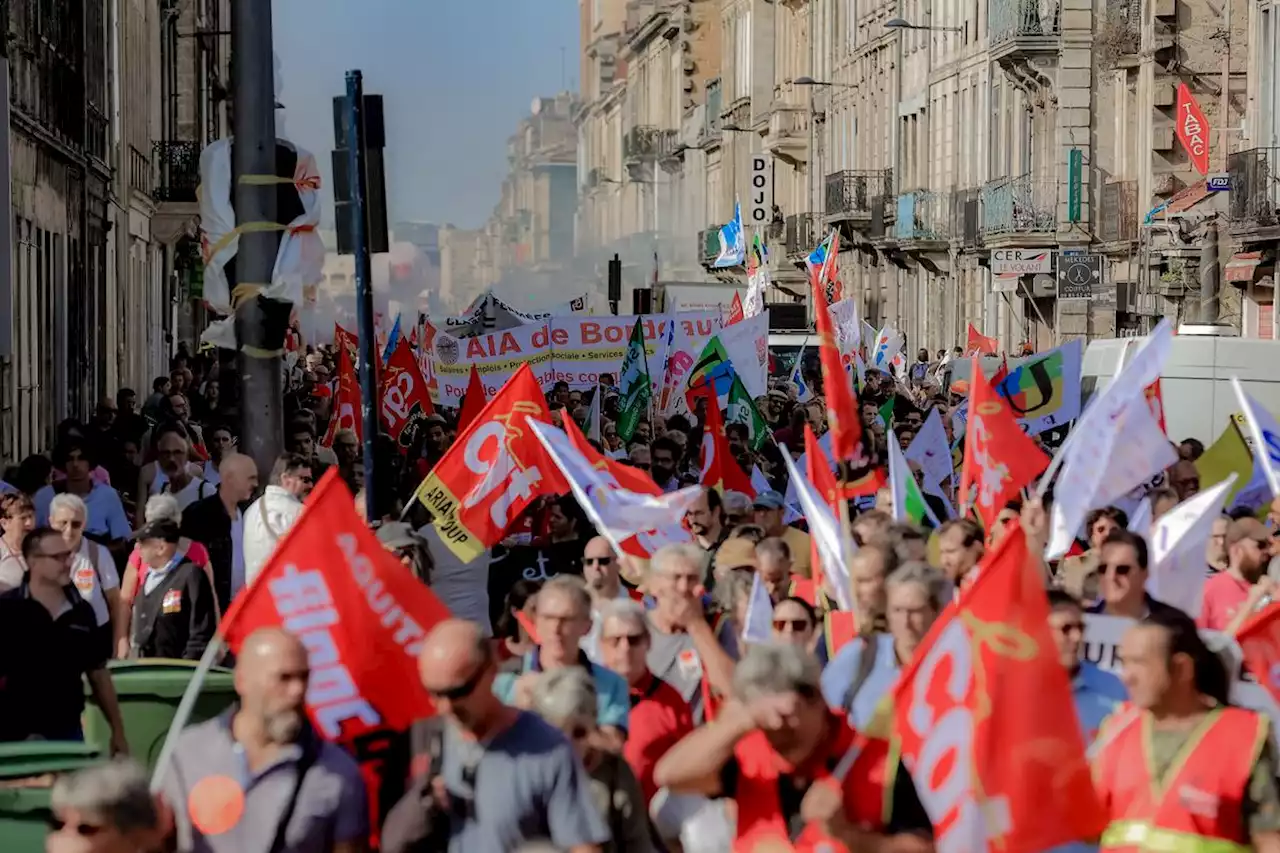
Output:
(493, 574), (630, 749)
(1047, 589), (1127, 853)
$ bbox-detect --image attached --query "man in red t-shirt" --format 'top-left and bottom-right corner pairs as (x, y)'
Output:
(597, 598), (693, 804)
(1199, 516), (1274, 633)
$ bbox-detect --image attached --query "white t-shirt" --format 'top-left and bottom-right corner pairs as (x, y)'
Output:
(69, 538), (120, 627)
(164, 476), (211, 511)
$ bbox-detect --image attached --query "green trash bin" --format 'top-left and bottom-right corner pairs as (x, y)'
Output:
(84, 659), (237, 772)
(0, 741), (103, 853)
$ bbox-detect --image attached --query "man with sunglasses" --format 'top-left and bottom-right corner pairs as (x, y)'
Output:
(1085, 529), (1180, 620)
(1200, 517), (1276, 634)
(580, 536), (637, 663)
(390, 618), (608, 853)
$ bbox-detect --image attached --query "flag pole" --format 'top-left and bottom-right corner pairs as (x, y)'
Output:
(149, 636), (226, 792)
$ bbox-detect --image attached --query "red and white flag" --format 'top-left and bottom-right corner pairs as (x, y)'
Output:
(893, 524), (1106, 853)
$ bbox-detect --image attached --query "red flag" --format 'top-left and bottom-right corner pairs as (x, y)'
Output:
(413, 364), (568, 562)
(697, 388), (755, 497)
(456, 364), (487, 435)
(1175, 82), (1211, 176)
(958, 357), (1048, 527)
(811, 237), (883, 496)
(990, 354), (1011, 388)
(379, 338), (435, 449)
(334, 324), (359, 364)
(563, 415), (660, 496)
(892, 524), (1105, 853)
(321, 344), (362, 447)
(222, 468), (450, 740)
(1236, 601), (1280, 708)
(967, 323), (998, 356)
(727, 292), (744, 325)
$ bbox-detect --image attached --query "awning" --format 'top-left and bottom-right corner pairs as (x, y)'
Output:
(1225, 251), (1266, 283)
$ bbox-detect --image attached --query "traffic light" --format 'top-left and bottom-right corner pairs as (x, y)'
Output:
(332, 94), (390, 255)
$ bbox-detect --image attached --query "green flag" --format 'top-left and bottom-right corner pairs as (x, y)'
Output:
(878, 396), (896, 429)
(889, 431), (940, 528)
(616, 318), (651, 442)
(726, 373), (769, 451)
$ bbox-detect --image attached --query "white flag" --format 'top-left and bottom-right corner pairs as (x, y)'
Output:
(780, 444), (853, 611)
(527, 418), (700, 556)
(741, 573), (775, 645)
(905, 408), (953, 490)
(870, 325), (905, 371)
(1148, 475), (1237, 618)
(1047, 320), (1174, 558)
(829, 298), (862, 353)
(1232, 377), (1280, 499)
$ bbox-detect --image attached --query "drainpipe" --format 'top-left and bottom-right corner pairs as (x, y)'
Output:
(1198, 218), (1220, 324)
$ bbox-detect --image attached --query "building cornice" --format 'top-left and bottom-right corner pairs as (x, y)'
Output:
(622, 9), (672, 59)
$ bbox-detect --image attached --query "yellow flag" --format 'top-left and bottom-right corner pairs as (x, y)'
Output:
(1195, 414), (1253, 507)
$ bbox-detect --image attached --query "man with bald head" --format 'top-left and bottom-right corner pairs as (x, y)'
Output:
(386, 618), (607, 852)
(180, 452), (259, 610)
(160, 627), (369, 852)
(580, 535), (632, 663)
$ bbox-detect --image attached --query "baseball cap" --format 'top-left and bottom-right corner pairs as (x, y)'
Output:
(1226, 517), (1270, 549)
(752, 490), (786, 510)
(714, 538), (758, 573)
(132, 519), (181, 543)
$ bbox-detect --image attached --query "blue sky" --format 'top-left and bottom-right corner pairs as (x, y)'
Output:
(273, 0), (579, 229)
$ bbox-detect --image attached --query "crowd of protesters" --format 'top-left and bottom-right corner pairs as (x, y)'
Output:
(20, 335), (1280, 853)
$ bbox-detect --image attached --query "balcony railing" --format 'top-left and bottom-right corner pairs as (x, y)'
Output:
(129, 145), (152, 196)
(767, 106), (809, 139)
(825, 169), (893, 220)
(989, 0), (1061, 47)
(1227, 148), (1280, 229)
(980, 173), (1057, 237)
(656, 129), (684, 160)
(624, 126), (659, 162)
(895, 190), (951, 241)
(152, 140), (201, 204)
(1100, 180), (1139, 242)
(784, 213), (821, 258)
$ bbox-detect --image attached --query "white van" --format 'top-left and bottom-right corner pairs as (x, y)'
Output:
(1081, 326), (1280, 444)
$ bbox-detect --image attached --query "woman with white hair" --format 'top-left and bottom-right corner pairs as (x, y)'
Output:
(530, 668), (655, 853)
(114, 493), (217, 658)
(49, 492), (121, 657)
(47, 758), (166, 853)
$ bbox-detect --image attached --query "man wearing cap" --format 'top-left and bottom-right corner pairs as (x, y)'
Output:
(1199, 516), (1276, 633)
(752, 490), (811, 579)
(129, 519), (217, 660)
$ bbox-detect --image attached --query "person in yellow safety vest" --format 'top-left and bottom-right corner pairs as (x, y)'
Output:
(1092, 608), (1280, 853)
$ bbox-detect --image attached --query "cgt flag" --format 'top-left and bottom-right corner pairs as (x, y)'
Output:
(411, 364), (568, 561)
(892, 524), (1105, 853)
(221, 467), (451, 741)
(379, 337), (435, 449)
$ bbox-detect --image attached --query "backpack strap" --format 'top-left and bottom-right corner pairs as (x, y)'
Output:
(840, 635), (879, 717)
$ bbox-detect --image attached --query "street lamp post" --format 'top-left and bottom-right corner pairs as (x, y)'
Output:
(883, 17), (963, 31)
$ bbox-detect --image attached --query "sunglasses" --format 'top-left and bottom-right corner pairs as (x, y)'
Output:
(428, 664), (488, 702)
(583, 557), (614, 566)
(47, 816), (104, 836)
(604, 632), (646, 647)
(772, 619), (812, 632)
(1101, 563), (1134, 576)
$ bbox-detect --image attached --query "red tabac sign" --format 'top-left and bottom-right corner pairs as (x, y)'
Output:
(1176, 82), (1211, 176)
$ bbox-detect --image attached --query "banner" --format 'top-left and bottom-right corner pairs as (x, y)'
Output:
(549, 315), (674, 390)
(952, 339), (1083, 437)
(429, 324), (554, 408)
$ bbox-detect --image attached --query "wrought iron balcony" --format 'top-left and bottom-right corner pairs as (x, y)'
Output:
(1100, 180), (1139, 243)
(784, 213), (822, 260)
(989, 0), (1061, 54)
(980, 173), (1057, 238)
(152, 140), (201, 204)
(1227, 148), (1280, 231)
(825, 170), (893, 223)
(623, 126), (660, 163)
(895, 191), (951, 242)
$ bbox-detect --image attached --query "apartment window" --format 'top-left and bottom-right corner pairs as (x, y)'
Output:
(1263, 7), (1279, 147)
